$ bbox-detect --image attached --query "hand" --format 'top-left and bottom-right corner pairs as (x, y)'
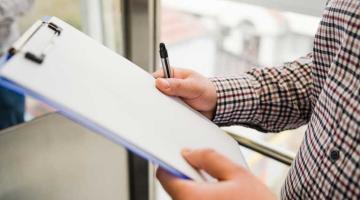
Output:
(157, 149), (276, 200)
(153, 68), (217, 119)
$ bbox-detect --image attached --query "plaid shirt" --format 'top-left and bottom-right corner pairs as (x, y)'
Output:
(210, 0), (360, 199)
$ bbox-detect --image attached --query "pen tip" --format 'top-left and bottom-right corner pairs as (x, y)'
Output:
(160, 43), (166, 49)
(159, 42), (168, 58)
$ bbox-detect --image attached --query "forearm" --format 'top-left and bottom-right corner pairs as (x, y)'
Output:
(211, 54), (313, 133)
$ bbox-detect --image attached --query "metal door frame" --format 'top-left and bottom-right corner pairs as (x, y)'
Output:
(121, 1), (160, 200)
(81, 1), (160, 200)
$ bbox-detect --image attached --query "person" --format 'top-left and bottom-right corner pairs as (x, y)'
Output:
(153, 0), (360, 199)
(0, 0), (34, 129)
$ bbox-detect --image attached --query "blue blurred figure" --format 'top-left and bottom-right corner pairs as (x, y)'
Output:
(0, 0), (34, 129)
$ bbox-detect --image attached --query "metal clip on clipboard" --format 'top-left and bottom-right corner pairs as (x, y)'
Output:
(8, 21), (62, 64)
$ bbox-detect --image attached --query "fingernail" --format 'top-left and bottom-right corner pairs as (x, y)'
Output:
(158, 78), (170, 89)
(182, 149), (192, 156)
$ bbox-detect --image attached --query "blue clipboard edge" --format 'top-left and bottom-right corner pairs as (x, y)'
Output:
(0, 56), (190, 180)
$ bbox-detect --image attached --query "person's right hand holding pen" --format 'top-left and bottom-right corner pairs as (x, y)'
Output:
(153, 43), (276, 200)
(155, 43), (218, 120)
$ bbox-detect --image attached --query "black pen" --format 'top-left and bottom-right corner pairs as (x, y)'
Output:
(159, 43), (173, 78)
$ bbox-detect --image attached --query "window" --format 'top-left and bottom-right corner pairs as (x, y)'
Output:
(17, 0), (82, 120)
(17, 0), (123, 120)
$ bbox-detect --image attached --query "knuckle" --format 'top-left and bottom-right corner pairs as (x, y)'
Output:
(232, 166), (244, 174)
(172, 80), (182, 90)
(184, 69), (194, 73)
(233, 165), (247, 175)
(155, 169), (161, 179)
(174, 186), (194, 200)
(153, 70), (164, 78)
(201, 149), (216, 158)
(155, 69), (163, 74)
(184, 69), (195, 76)
(176, 68), (194, 77)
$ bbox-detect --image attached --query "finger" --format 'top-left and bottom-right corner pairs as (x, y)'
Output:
(182, 149), (246, 180)
(153, 68), (193, 79)
(152, 69), (164, 78)
(156, 168), (194, 199)
(172, 68), (193, 79)
(155, 78), (202, 99)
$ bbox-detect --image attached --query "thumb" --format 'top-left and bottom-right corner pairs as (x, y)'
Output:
(182, 149), (246, 180)
(155, 78), (201, 99)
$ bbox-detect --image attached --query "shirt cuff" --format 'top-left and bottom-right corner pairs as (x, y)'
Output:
(209, 76), (259, 126)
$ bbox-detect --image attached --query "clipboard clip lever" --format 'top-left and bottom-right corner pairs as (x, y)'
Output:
(24, 52), (46, 64)
(8, 20), (63, 64)
(48, 22), (62, 36)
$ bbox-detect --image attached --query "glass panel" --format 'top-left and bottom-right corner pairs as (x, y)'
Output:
(14, 0), (82, 120)
(19, 0), (82, 31)
(226, 0), (324, 16)
(13, 0), (124, 120)
(158, 0), (321, 198)
(100, 0), (124, 53)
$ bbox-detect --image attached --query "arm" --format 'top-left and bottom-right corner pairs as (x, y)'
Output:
(0, 0), (34, 19)
(211, 54), (313, 132)
(153, 54), (313, 133)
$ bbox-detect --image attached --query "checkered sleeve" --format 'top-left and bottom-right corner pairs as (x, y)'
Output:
(210, 54), (313, 132)
(0, 0), (34, 19)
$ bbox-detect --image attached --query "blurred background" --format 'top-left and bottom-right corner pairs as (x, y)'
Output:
(7, 0), (324, 199)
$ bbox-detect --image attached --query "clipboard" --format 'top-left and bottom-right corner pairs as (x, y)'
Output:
(0, 17), (247, 182)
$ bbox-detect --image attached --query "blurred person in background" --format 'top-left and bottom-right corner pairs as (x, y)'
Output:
(0, 0), (34, 129)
